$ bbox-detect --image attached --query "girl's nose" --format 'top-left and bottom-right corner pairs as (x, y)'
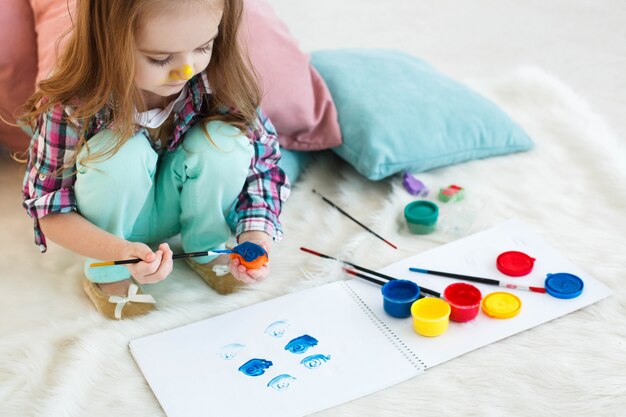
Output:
(169, 64), (194, 81)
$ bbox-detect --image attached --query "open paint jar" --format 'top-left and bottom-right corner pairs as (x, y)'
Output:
(381, 279), (421, 318)
(443, 282), (482, 322)
(410, 297), (451, 337)
(404, 200), (439, 234)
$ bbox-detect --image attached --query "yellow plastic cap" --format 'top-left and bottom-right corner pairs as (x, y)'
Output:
(481, 292), (522, 319)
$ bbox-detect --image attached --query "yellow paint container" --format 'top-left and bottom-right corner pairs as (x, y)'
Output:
(481, 292), (521, 319)
(410, 297), (451, 337)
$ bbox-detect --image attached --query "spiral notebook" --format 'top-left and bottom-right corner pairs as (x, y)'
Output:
(129, 219), (611, 417)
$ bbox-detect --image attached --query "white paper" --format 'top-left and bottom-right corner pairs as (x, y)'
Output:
(129, 219), (611, 417)
(130, 282), (422, 417)
(349, 218), (612, 368)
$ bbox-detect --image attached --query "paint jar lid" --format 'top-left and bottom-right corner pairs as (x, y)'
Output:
(481, 292), (522, 319)
(496, 251), (535, 276)
(404, 200), (439, 226)
(545, 273), (584, 299)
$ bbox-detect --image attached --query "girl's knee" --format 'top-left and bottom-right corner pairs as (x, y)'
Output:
(76, 130), (157, 177)
(182, 120), (253, 175)
(75, 131), (157, 200)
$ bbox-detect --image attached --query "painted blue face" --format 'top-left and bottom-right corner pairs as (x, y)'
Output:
(300, 354), (331, 369)
(284, 334), (318, 354)
(238, 358), (273, 377)
(217, 343), (245, 360)
(233, 241), (267, 262)
(264, 320), (290, 338)
(267, 374), (297, 391)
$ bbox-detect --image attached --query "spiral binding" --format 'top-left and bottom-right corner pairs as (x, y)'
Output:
(340, 281), (427, 371)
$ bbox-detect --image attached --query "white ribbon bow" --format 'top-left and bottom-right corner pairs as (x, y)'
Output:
(212, 264), (231, 277)
(108, 283), (156, 319)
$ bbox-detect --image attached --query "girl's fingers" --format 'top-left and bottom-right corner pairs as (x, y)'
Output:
(246, 266), (269, 281)
(147, 250), (163, 273)
(130, 242), (156, 262)
(131, 250), (163, 283)
(158, 242), (171, 254)
(233, 273), (256, 284)
(229, 260), (255, 284)
(230, 262), (269, 283)
(150, 246), (174, 280)
(160, 244), (173, 263)
(145, 255), (173, 283)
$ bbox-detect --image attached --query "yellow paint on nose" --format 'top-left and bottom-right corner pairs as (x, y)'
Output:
(169, 64), (194, 81)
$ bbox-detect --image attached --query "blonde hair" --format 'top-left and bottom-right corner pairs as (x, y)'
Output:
(19, 0), (260, 172)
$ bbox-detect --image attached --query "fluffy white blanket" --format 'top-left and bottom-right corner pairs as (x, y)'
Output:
(1, 68), (624, 417)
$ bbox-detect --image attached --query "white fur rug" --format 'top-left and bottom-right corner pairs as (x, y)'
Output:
(1, 68), (625, 417)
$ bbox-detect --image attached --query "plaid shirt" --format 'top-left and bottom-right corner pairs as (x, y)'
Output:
(22, 72), (290, 252)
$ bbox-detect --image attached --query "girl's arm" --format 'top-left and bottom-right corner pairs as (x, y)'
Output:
(39, 212), (173, 284)
(39, 211), (133, 261)
(23, 104), (173, 283)
(234, 109), (291, 242)
(228, 109), (289, 283)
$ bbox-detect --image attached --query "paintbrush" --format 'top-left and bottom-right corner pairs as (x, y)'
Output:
(409, 267), (546, 294)
(90, 249), (234, 267)
(312, 189), (397, 249)
(300, 247), (440, 297)
(343, 268), (426, 299)
(342, 267), (387, 286)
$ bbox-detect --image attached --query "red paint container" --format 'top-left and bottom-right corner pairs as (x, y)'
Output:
(443, 282), (482, 322)
(496, 251), (535, 277)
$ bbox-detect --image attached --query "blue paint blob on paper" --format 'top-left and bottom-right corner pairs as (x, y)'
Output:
(284, 334), (318, 354)
(264, 320), (290, 338)
(238, 358), (273, 377)
(267, 374), (296, 391)
(217, 343), (245, 360)
(301, 354), (331, 369)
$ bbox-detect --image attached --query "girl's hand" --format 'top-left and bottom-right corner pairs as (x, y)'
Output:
(230, 257), (270, 283)
(122, 242), (174, 284)
(230, 232), (271, 283)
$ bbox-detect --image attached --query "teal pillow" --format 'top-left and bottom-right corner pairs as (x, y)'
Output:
(310, 49), (534, 180)
(278, 147), (315, 184)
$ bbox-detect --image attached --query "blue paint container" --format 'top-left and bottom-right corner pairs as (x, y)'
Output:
(545, 273), (584, 299)
(381, 279), (421, 318)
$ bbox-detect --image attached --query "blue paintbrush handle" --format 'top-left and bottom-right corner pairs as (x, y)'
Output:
(409, 267), (500, 286)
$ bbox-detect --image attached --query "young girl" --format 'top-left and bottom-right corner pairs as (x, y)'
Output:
(20, 0), (290, 320)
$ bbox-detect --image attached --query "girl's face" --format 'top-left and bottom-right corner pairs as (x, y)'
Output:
(134, 1), (223, 105)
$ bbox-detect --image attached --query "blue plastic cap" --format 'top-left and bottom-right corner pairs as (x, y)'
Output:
(545, 273), (584, 299)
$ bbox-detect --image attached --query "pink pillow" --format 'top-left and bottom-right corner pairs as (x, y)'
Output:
(31, 0), (75, 84)
(240, 0), (341, 150)
(31, 0), (342, 151)
(0, 0), (38, 153)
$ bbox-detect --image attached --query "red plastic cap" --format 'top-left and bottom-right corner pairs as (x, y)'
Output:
(496, 251), (535, 277)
